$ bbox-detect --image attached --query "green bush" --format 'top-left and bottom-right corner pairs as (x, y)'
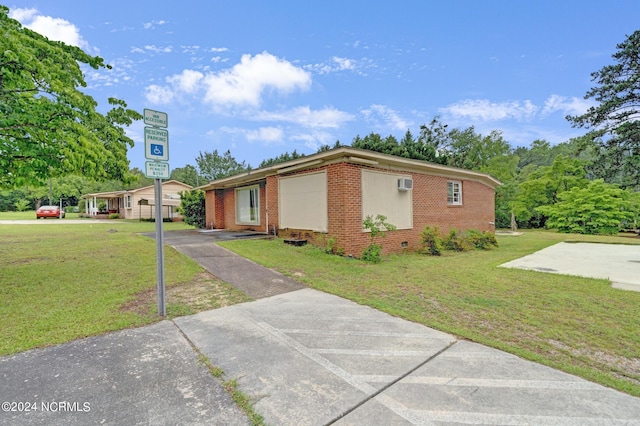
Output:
(13, 199), (30, 212)
(361, 243), (382, 263)
(419, 226), (443, 255)
(443, 228), (473, 251)
(464, 229), (498, 249)
(325, 236), (344, 256)
(108, 213), (120, 219)
(179, 189), (206, 229)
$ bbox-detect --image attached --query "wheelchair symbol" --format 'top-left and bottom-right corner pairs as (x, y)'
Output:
(151, 144), (164, 156)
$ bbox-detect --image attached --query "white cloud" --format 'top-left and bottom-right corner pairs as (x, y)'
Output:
(9, 7), (90, 50)
(246, 127), (284, 143)
(361, 104), (411, 130)
(167, 69), (204, 93)
(143, 20), (168, 30)
(541, 94), (592, 117)
(291, 130), (334, 151)
(218, 126), (284, 144)
(254, 106), (354, 128)
(308, 56), (360, 75)
(440, 99), (538, 121)
(144, 45), (173, 53)
(8, 7), (37, 22)
(144, 84), (174, 104)
(143, 52), (311, 108)
(202, 52), (311, 107)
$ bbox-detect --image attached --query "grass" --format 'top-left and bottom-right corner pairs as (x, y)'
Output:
(197, 354), (266, 426)
(219, 230), (640, 397)
(0, 219), (251, 355)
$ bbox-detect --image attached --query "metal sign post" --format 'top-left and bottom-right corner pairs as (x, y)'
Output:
(144, 108), (169, 317)
(154, 178), (166, 317)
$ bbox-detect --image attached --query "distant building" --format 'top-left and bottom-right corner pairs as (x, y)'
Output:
(82, 180), (192, 220)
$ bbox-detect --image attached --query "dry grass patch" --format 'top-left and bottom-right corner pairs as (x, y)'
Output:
(121, 272), (251, 317)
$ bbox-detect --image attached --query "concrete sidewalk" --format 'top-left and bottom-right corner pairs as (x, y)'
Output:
(175, 288), (640, 425)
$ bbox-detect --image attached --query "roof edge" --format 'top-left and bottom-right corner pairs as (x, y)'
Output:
(197, 147), (502, 190)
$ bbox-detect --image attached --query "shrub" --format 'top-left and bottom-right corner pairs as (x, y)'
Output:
(464, 229), (498, 249)
(361, 243), (382, 263)
(419, 226), (443, 255)
(325, 236), (344, 256)
(443, 228), (473, 251)
(13, 199), (30, 212)
(108, 213), (120, 219)
(179, 189), (206, 229)
(481, 230), (498, 248)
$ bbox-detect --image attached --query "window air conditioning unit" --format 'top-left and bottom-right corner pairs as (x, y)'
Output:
(398, 178), (413, 191)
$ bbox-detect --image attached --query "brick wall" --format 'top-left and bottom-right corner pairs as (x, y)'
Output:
(265, 175), (279, 236)
(276, 163), (496, 257)
(204, 189), (226, 229)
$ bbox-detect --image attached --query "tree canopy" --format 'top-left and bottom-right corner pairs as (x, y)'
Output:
(195, 149), (249, 181)
(536, 180), (634, 235)
(567, 30), (640, 189)
(0, 6), (141, 188)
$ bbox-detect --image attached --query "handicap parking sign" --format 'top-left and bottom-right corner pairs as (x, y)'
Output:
(144, 127), (169, 161)
(151, 144), (164, 156)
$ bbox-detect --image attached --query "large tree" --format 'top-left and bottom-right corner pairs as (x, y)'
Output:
(0, 6), (141, 188)
(170, 165), (202, 187)
(512, 155), (588, 228)
(195, 149), (249, 181)
(567, 30), (640, 189)
(536, 180), (635, 235)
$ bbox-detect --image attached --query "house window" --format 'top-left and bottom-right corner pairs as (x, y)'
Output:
(447, 181), (462, 205)
(124, 194), (132, 209)
(236, 186), (260, 225)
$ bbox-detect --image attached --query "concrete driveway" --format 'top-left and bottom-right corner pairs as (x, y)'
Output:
(500, 242), (640, 292)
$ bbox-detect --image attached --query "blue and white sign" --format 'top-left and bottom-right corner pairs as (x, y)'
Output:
(144, 127), (169, 161)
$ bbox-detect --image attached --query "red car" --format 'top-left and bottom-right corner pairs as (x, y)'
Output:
(36, 205), (65, 219)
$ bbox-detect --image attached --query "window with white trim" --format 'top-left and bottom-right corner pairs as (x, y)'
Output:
(236, 185), (260, 225)
(447, 181), (462, 205)
(124, 194), (132, 209)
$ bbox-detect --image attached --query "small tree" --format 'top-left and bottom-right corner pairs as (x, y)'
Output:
(536, 179), (634, 235)
(361, 214), (396, 263)
(179, 189), (206, 229)
(13, 199), (30, 212)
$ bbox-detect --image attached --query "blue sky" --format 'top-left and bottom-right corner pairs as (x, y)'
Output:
(7, 1), (640, 172)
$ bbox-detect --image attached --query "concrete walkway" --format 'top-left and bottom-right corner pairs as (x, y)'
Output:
(2, 230), (640, 425)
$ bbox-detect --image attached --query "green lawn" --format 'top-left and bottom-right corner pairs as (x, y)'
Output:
(0, 219), (251, 355)
(220, 231), (640, 396)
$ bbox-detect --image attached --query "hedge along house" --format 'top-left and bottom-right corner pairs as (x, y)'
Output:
(199, 147), (501, 257)
(82, 180), (192, 220)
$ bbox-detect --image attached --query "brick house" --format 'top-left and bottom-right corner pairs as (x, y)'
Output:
(199, 147), (500, 256)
